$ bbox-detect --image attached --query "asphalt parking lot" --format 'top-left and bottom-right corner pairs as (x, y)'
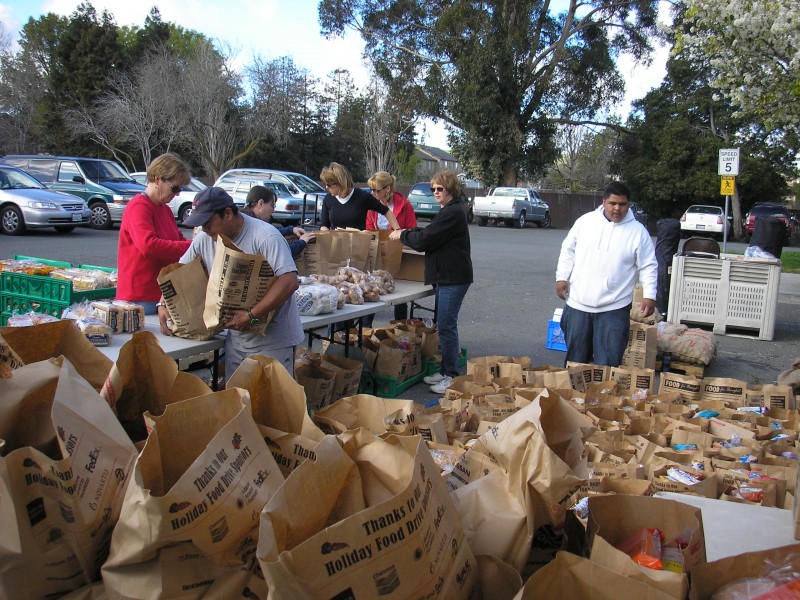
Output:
(2, 222), (799, 404)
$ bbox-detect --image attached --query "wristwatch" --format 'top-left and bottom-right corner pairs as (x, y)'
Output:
(247, 309), (260, 325)
(156, 301), (166, 309)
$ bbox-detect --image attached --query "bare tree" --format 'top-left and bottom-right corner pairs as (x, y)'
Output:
(178, 40), (260, 179)
(247, 55), (313, 147)
(362, 80), (416, 175)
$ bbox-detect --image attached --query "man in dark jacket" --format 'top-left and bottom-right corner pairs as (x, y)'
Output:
(390, 170), (473, 393)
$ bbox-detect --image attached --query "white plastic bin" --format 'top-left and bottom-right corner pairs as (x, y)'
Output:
(667, 254), (780, 340)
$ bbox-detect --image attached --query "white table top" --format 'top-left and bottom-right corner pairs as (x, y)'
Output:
(96, 315), (225, 362)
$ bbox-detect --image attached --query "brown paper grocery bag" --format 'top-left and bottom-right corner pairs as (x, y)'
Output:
(227, 355), (325, 441)
(259, 424), (321, 478)
(204, 234), (276, 334)
(102, 389), (284, 599)
(295, 363), (337, 410)
(0, 358), (138, 600)
(320, 353), (363, 400)
(377, 229), (403, 274)
(157, 257), (221, 340)
(587, 495), (706, 599)
(0, 319), (112, 391)
(313, 394), (416, 436)
(688, 543), (800, 600)
(515, 551), (677, 600)
(100, 331), (211, 443)
(257, 432), (477, 599)
(451, 391), (592, 572)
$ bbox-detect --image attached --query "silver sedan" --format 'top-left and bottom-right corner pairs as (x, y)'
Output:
(0, 165), (91, 235)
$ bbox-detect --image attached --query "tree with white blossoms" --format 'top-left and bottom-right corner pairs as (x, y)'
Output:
(676, 0), (800, 134)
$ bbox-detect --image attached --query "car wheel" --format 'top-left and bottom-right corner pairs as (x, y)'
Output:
(1, 205), (26, 235)
(89, 202), (112, 230)
(54, 226), (76, 233)
(537, 212), (551, 229)
(515, 211), (526, 229)
(476, 216), (487, 227)
(178, 203), (193, 225)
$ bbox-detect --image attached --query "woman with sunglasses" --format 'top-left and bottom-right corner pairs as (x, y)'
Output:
(243, 185), (314, 258)
(390, 170), (473, 394)
(116, 152), (192, 314)
(365, 171), (417, 322)
(319, 162), (400, 232)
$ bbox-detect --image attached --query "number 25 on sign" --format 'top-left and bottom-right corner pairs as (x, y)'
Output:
(720, 176), (735, 196)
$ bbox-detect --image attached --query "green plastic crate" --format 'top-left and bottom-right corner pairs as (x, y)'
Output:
(12, 255), (73, 268)
(358, 370), (425, 398)
(0, 294), (68, 319)
(0, 272), (116, 304)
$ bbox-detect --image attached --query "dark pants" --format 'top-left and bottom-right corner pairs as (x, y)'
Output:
(560, 304), (631, 367)
(435, 284), (470, 377)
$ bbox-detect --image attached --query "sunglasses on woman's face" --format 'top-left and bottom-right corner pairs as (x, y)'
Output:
(163, 180), (182, 194)
(431, 186), (446, 193)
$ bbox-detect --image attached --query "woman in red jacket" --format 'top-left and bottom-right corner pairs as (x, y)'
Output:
(366, 171), (417, 231)
(366, 171), (417, 322)
(116, 153), (191, 314)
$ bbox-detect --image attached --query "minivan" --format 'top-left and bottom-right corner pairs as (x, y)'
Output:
(215, 168), (327, 220)
(215, 177), (317, 225)
(0, 155), (145, 229)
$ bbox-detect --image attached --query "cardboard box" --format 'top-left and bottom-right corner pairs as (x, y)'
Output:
(396, 249), (425, 282)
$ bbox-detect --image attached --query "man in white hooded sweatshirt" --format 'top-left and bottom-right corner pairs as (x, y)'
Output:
(555, 181), (657, 366)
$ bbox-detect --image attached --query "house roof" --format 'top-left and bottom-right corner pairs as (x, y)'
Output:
(415, 144), (457, 162)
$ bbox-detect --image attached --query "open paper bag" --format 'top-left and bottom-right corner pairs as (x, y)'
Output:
(102, 389), (284, 599)
(257, 431), (477, 599)
(0, 358), (137, 600)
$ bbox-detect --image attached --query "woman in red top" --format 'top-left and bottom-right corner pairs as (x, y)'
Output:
(116, 153), (192, 314)
(366, 171), (417, 231)
(366, 171), (417, 322)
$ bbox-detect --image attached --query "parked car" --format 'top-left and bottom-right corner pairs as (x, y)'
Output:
(744, 203), (791, 242)
(679, 204), (731, 239)
(0, 155), (144, 230)
(130, 172), (207, 224)
(0, 165), (91, 235)
(473, 187), (550, 229)
(215, 177), (315, 224)
(406, 182), (474, 222)
(216, 168), (326, 218)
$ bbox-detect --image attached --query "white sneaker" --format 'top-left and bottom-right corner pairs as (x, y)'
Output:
(429, 376), (453, 394)
(423, 372), (447, 385)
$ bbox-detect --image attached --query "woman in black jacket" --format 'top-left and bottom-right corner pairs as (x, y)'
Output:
(390, 170), (473, 394)
(318, 162), (400, 231)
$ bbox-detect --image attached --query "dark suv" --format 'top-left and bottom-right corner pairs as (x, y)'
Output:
(744, 203), (791, 242)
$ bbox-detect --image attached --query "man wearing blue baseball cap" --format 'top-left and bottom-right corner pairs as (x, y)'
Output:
(158, 186), (303, 378)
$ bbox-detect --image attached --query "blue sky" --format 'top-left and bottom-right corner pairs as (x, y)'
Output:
(0, 0), (669, 150)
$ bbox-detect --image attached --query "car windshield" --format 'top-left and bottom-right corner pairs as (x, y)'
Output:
(494, 188), (526, 197)
(751, 205), (788, 217)
(77, 159), (134, 183)
(0, 167), (46, 190)
(262, 181), (293, 197)
(410, 185), (432, 196)
(283, 173), (325, 193)
(184, 179), (205, 192)
(688, 206), (721, 215)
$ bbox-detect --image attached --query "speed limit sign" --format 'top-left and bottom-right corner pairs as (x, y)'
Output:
(718, 148), (739, 176)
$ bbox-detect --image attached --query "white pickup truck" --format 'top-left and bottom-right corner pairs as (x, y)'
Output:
(472, 187), (551, 229)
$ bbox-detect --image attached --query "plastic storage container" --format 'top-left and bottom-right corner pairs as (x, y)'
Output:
(666, 254), (780, 340)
